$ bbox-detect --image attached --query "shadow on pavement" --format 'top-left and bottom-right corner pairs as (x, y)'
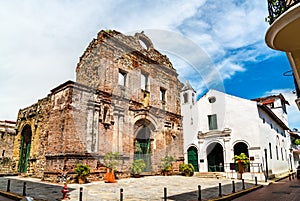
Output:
(0, 178), (76, 201)
(167, 182), (255, 201)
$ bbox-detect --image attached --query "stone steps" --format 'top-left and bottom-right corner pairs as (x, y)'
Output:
(193, 172), (225, 179)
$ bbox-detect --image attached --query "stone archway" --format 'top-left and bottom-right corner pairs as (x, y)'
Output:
(187, 146), (199, 172)
(134, 119), (155, 172)
(207, 142), (224, 172)
(18, 124), (32, 173)
(233, 142), (249, 172)
(233, 142), (249, 157)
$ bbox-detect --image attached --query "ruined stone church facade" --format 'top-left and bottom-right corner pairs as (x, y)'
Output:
(12, 30), (184, 180)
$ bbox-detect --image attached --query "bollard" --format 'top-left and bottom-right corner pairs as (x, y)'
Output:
(242, 179), (245, 190)
(7, 179), (10, 192)
(198, 185), (201, 201)
(218, 183), (222, 197)
(289, 173), (291, 181)
(23, 182), (26, 196)
(232, 181), (235, 193)
(293, 172), (295, 180)
(164, 187), (167, 201)
(79, 187), (83, 201)
(120, 188), (123, 201)
(255, 176), (257, 186)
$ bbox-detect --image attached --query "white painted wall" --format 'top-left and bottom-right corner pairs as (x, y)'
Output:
(181, 89), (293, 180)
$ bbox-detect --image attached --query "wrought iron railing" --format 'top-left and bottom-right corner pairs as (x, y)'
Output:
(267, 0), (300, 24)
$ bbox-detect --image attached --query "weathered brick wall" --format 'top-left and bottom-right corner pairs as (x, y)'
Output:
(12, 30), (184, 180)
(74, 30), (184, 173)
(12, 97), (50, 177)
(0, 120), (16, 158)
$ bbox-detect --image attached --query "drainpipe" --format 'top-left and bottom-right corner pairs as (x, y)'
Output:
(264, 148), (269, 182)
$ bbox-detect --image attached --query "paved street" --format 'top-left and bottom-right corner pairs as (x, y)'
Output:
(233, 177), (300, 201)
(0, 175), (260, 201)
(0, 195), (15, 201)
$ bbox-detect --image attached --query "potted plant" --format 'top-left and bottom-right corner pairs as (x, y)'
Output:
(104, 152), (120, 183)
(233, 153), (250, 179)
(74, 163), (90, 184)
(161, 156), (175, 176)
(130, 159), (146, 177)
(179, 163), (194, 176)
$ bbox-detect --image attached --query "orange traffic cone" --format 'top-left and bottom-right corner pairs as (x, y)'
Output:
(105, 168), (117, 183)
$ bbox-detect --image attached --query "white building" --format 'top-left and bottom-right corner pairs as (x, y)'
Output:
(181, 85), (293, 180)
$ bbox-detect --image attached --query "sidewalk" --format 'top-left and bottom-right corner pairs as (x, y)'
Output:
(0, 175), (267, 201)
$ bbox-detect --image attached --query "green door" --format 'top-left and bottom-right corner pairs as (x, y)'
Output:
(134, 126), (151, 172)
(188, 147), (199, 172)
(18, 125), (32, 173)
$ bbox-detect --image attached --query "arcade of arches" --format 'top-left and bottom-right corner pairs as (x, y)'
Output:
(188, 141), (249, 173)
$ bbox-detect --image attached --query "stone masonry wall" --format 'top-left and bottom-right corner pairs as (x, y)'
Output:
(12, 30), (184, 180)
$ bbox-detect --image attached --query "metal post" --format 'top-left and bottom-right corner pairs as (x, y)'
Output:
(120, 188), (123, 201)
(289, 173), (291, 181)
(79, 187), (83, 201)
(242, 179), (245, 190)
(198, 185), (201, 201)
(232, 181), (235, 193)
(22, 182), (26, 196)
(7, 179), (10, 192)
(290, 154), (293, 171)
(218, 183), (222, 197)
(255, 176), (257, 185)
(264, 148), (269, 182)
(164, 187), (167, 201)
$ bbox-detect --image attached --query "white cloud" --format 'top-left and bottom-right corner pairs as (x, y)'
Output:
(0, 0), (288, 121)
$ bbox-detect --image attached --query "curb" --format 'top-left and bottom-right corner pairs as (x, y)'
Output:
(0, 190), (24, 201)
(208, 185), (263, 201)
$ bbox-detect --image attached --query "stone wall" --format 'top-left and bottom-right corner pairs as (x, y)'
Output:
(0, 120), (17, 173)
(12, 30), (184, 180)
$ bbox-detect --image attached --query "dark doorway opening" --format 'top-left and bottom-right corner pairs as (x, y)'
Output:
(134, 119), (154, 172)
(207, 142), (224, 172)
(233, 142), (249, 172)
(18, 125), (32, 173)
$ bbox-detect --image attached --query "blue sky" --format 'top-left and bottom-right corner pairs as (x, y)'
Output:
(0, 0), (299, 129)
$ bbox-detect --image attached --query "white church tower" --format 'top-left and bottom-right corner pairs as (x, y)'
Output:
(180, 81), (200, 171)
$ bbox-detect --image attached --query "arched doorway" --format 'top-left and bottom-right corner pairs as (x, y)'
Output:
(233, 142), (249, 157)
(134, 119), (154, 172)
(18, 125), (32, 173)
(187, 146), (199, 172)
(207, 142), (224, 172)
(233, 142), (249, 172)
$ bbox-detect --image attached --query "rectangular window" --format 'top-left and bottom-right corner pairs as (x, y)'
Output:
(183, 93), (188, 104)
(160, 88), (166, 102)
(281, 148), (284, 161)
(141, 72), (148, 91)
(192, 93), (195, 105)
(276, 146), (279, 160)
(208, 114), (218, 130)
(118, 70), (127, 86)
(269, 143), (272, 159)
(160, 88), (166, 110)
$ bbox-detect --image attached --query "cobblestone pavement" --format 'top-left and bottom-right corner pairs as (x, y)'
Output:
(0, 176), (261, 201)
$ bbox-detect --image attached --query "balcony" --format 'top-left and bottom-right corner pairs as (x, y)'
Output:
(266, 0), (300, 51)
(267, 0), (300, 25)
(265, 0), (300, 109)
